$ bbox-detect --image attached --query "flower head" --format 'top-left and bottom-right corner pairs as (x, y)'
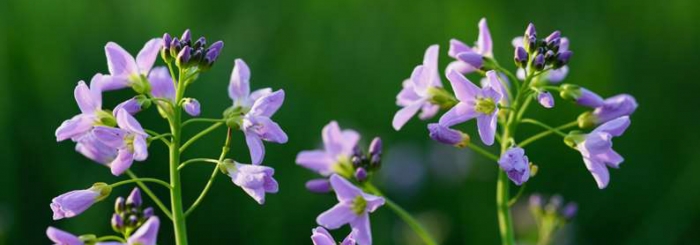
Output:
(317, 175), (385, 245)
(591, 94), (638, 124)
(47, 227), (84, 245)
(51, 183), (111, 220)
(537, 91), (555, 108)
(447, 18), (492, 74)
(512, 32), (571, 83)
(296, 121), (360, 176)
(572, 116), (631, 189)
(311, 226), (357, 245)
(92, 109), (149, 176)
(182, 98), (201, 116)
(227, 59), (288, 164)
(439, 70), (503, 145)
(498, 147), (530, 185)
(225, 161), (279, 204)
(393, 45), (443, 130)
(102, 38), (162, 91)
(56, 75), (110, 142)
(427, 123), (468, 147)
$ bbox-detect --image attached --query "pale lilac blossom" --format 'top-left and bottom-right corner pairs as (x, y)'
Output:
(447, 18), (493, 74)
(101, 39), (162, 91)
(393, 45), (442, 130)
(576, 116), (631, 189)
(296, 121), (360, 176)
(311, 226), (357, 245)
(93, 109), (149, 176)
(47, 227), (83, 245)
(55, 75), (106, 142)
(51, 184), (110, 220)
(498, 147), (530, 185)
(225, 161), (279, 204)
(592, 94), (638, 124)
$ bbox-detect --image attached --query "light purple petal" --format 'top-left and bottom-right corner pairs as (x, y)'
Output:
(105, 42), (137, 76)
(362, 194), (385, 213)
(477, 18), (493, 57)
(94, 74), (130, 92)
(484, 70), (506, 98)
(110, 149), (134, 176)
(439, 102), (477, 127)
(56, 114), (95, 142)
(428, 123), (463, 145)
(132, 135), (148, 161)
(115, 109), (146, 136)
(418, 103), (439, 120)
(229, 59), (251, 101)
(456, 52), (483, 69)
(396, 79), (421, 106)
(249, 88), (273, 102)
(421, 44), (441, 88)
(537, 91), (555, 109)
(75, 134), (118, 165)
(148, 67), (176, 101)
(446, 69), (479, 102)
(511, 36), (524, 48)
(547, 66), (569, 83)
(92, 126), (127, 148)
(51, 189), (99, 220)
(445, 60), (477, 75)
(250, 90), (285, 117)
(350, 215), (372, 245)
(74, 80), (101, 114)
(392, 100), (424, 131)
(135, 38), (162, 75)
(244, 116), (288, 143)
(323, 121), (360, 156)
(114, 98), (142, 115)
(560, 37), (570, 52)
(245, 133), (265, 165)
(316, 203), (355, 229)
(448, 39), (472, 58)
(127, 216), (159, 245)
(47, 227), (83, 245)
(593, 95), (638, 124)
(330, 174), (362, 202)
(476, 113), (498, 146)
(593, 116), (630, 137)
(599, 149), (624, 168)
(296, 150), (335, 176)
(311, 227), (336, 245)
(583, 157), (610, 189)
(183, 98), (201, 117)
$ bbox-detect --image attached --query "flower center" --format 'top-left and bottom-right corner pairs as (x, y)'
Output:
(475, 97), (496, 114)
(95, 110), (117, 127)
(351, 195), (367, 215)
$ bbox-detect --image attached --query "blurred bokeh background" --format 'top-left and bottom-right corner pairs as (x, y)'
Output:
(2, 0), (699, 244)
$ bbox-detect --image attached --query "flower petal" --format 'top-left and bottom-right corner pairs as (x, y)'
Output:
(392, 100), (424, 131)
(74, 80), (101, 114)
(245, 116), (288, 143)
(92, 126), (127, 148)
(330, 174), (362, 202)
(250, 90), (285, 117)
(127, 216), (159, 245)
(311, 227), (336, 245)
(135, 38), (162, 75)
(476, 113), (498, 146)
(229, 59), (251, 101)
(446, 69), (480, 102)
(350, 215), (372, 245)
(55, 114), (95, 142)
(105, 42), (137, 76)
(323, 121), (359, 156)
(116, 109), (146, 136)
(438, 102), (477, 127)
(47, 227), (83, 245)
(148, 67), (176, 101)
(296, 150), (335, 176)
(316, 203), (355, 229)
(110, 149), (134, 176)
(477, 18), (493, 57)
(245, 133), (265, 165)
(583, 157), (610, 189)
(593, 116), (630, 137)
(448, 39), (472, 58)
(132, 135), (148, 161)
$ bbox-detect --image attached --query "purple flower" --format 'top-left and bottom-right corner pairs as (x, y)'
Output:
(296, 121), (360, 176)
(576, 87), (605, 108)
(392, 45), (442, 130)
(537, 91), (555, 108)
(47, 227), (83, 245)
(427, 123), (465, 146)
(306, 178), (332, 193)
(225, 161), (279, 204)
(228, 59), (288, 164)
(75, 130), (119, 165)
(182, 98), (201, 116)
(126, 216), (160, 245)
(498, 147), (530, 185)
(311, 226), (357, 245)
(101, 38), (162, 91)
(147, 67), (176, 102)
(592, 94), (638, 124)
(447, 18), (492, 74)
(576, 116), (631, 189)
(93, 109), (148, 176)
(317, 175), (385, 245)
(114, 97), (143, 115)
(439, 70), (502, 145)
(56, 75), (107, 142)
(51, 183), (111, 220)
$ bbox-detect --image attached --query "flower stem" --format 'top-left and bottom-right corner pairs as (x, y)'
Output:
(467, 143), (499, 161)
(520, 119), (568, 137)
(179, 122), (224, 152)
(178, 158), (219, 171)
(363, 183), (437, 245)
(185, 128), (232, 217)
(97, 235), (126, 243)
(168, 69), (189, 245)
(110, 178), (171, 190)
(508, 183), (527, 207)
(126, 170), (173, 220)
(182, 118), (225, 127)
(519, 121), (578, 148)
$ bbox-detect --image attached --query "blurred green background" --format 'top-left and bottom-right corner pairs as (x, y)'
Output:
(2, 0), (699, 244)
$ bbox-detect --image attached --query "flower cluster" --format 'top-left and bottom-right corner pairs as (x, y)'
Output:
(50, 29), (286, 244)
(528, 194), (578, 244)
(297, 122), (387, 245)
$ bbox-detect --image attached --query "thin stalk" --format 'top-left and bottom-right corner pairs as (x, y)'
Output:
(521, 119), (568, 137)
(168, 68), (189, 245)
(178, 158), (220, 171)
(126, 170), (172, 220)
(508, 183), (527, 207)
(518, 121), (578, 147)
(185, 128), (232, 217)
(110, 178), (171, 190)
(180, 122), (224, 152)
(363, 183), (437, 245)
(97, 235), (126, 243)
(467, 143), (499, 161)
(182, 118), (225, 127)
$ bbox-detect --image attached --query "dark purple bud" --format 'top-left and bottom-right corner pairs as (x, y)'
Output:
(114, 197), (125, 213)
(529, 194), (542, 208)
(354, 168), (368, 182)
(176, 46), (191, 67)
(181, 29), (191, 44)
(111, 213), (124, 231)
(370, 154), (381, 167)
(193, 37), (206, 50)
(162, 33), (172, 49)
(352, 145), (363, 157)
(191, 49), (203, 64)
(555, 51), (572, 68)
(562, 202), (578, 220)
(526, 36), (537, 53)
(127, 214), (139, 226)
(533, 54), (545, 71)
(205, 47), (221, 64)
(514, 46), (528, 67)
(456, 52), (483, 69)
(142, 207), (154, 219)
(525, 23), (537, 38)
(369, 137), (382, 156)
(544, 50), (556, 62)
(170, 37), (181, 57)
(351, 155), (362, 167)
(126, 188), (142, 208)
(305, 179), (332, 193)
(209, 41), (224, 53)
(545, 31), (561, 43)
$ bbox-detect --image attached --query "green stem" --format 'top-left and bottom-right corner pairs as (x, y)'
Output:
(182, 118), (225, 127)
(110, 178), (171, 190)
(168, 68), (189, 245)
(467, 143), (499, 161)
(97, 235), (126, 242)
(521, 119), (568, 137)
(178, 158), (219, 171)
(519, 121), (578, 147)
(508, 183), (527, 207)
(126, 170), (172, 220)
(363, 183), (437, 245)
(180, 122), (224, 152)
(145, 129), (171, 146)
(185, 128), (232, 217)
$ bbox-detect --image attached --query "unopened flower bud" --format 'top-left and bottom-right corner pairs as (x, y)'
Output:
(555, 51), (572, 68)
(182, 98), (201, 117)
(544, 50), (556, 63)
(562, 202), (578, 220)
(180, 29), (191, 45)
(127, 214), (139, 226)
(526, 36), (538, 53)
(351, 155), (362, 168)
(126, 188), (142, 208)
(537, 91), (555, 108)
(169, 37), (181, 58)
(428, 123), (465, 146)
(525, 23), (537, 39)
(559, 84), (604, 108)
(545, 31), (561, 50)
(193, 37), (206, 50)
(369, 154), (381, 168)
(369, 137), (382, 156)
(354, 168), (368, 182)
(533, 54), (545, 71)
(111, 213), (124, 232)
(161, 33), (172, 62)
(456, 52), (483, 69)
(577, 111), (596, 129)
(114, 197), (125, 213)
(514, 46), (528, 68)
(498, 147), (530, 186)
(176, 46), (191, 68)
(305, 179), (332, 193)
(142, 207), (154, 219)
(190, 49), (203, 65)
